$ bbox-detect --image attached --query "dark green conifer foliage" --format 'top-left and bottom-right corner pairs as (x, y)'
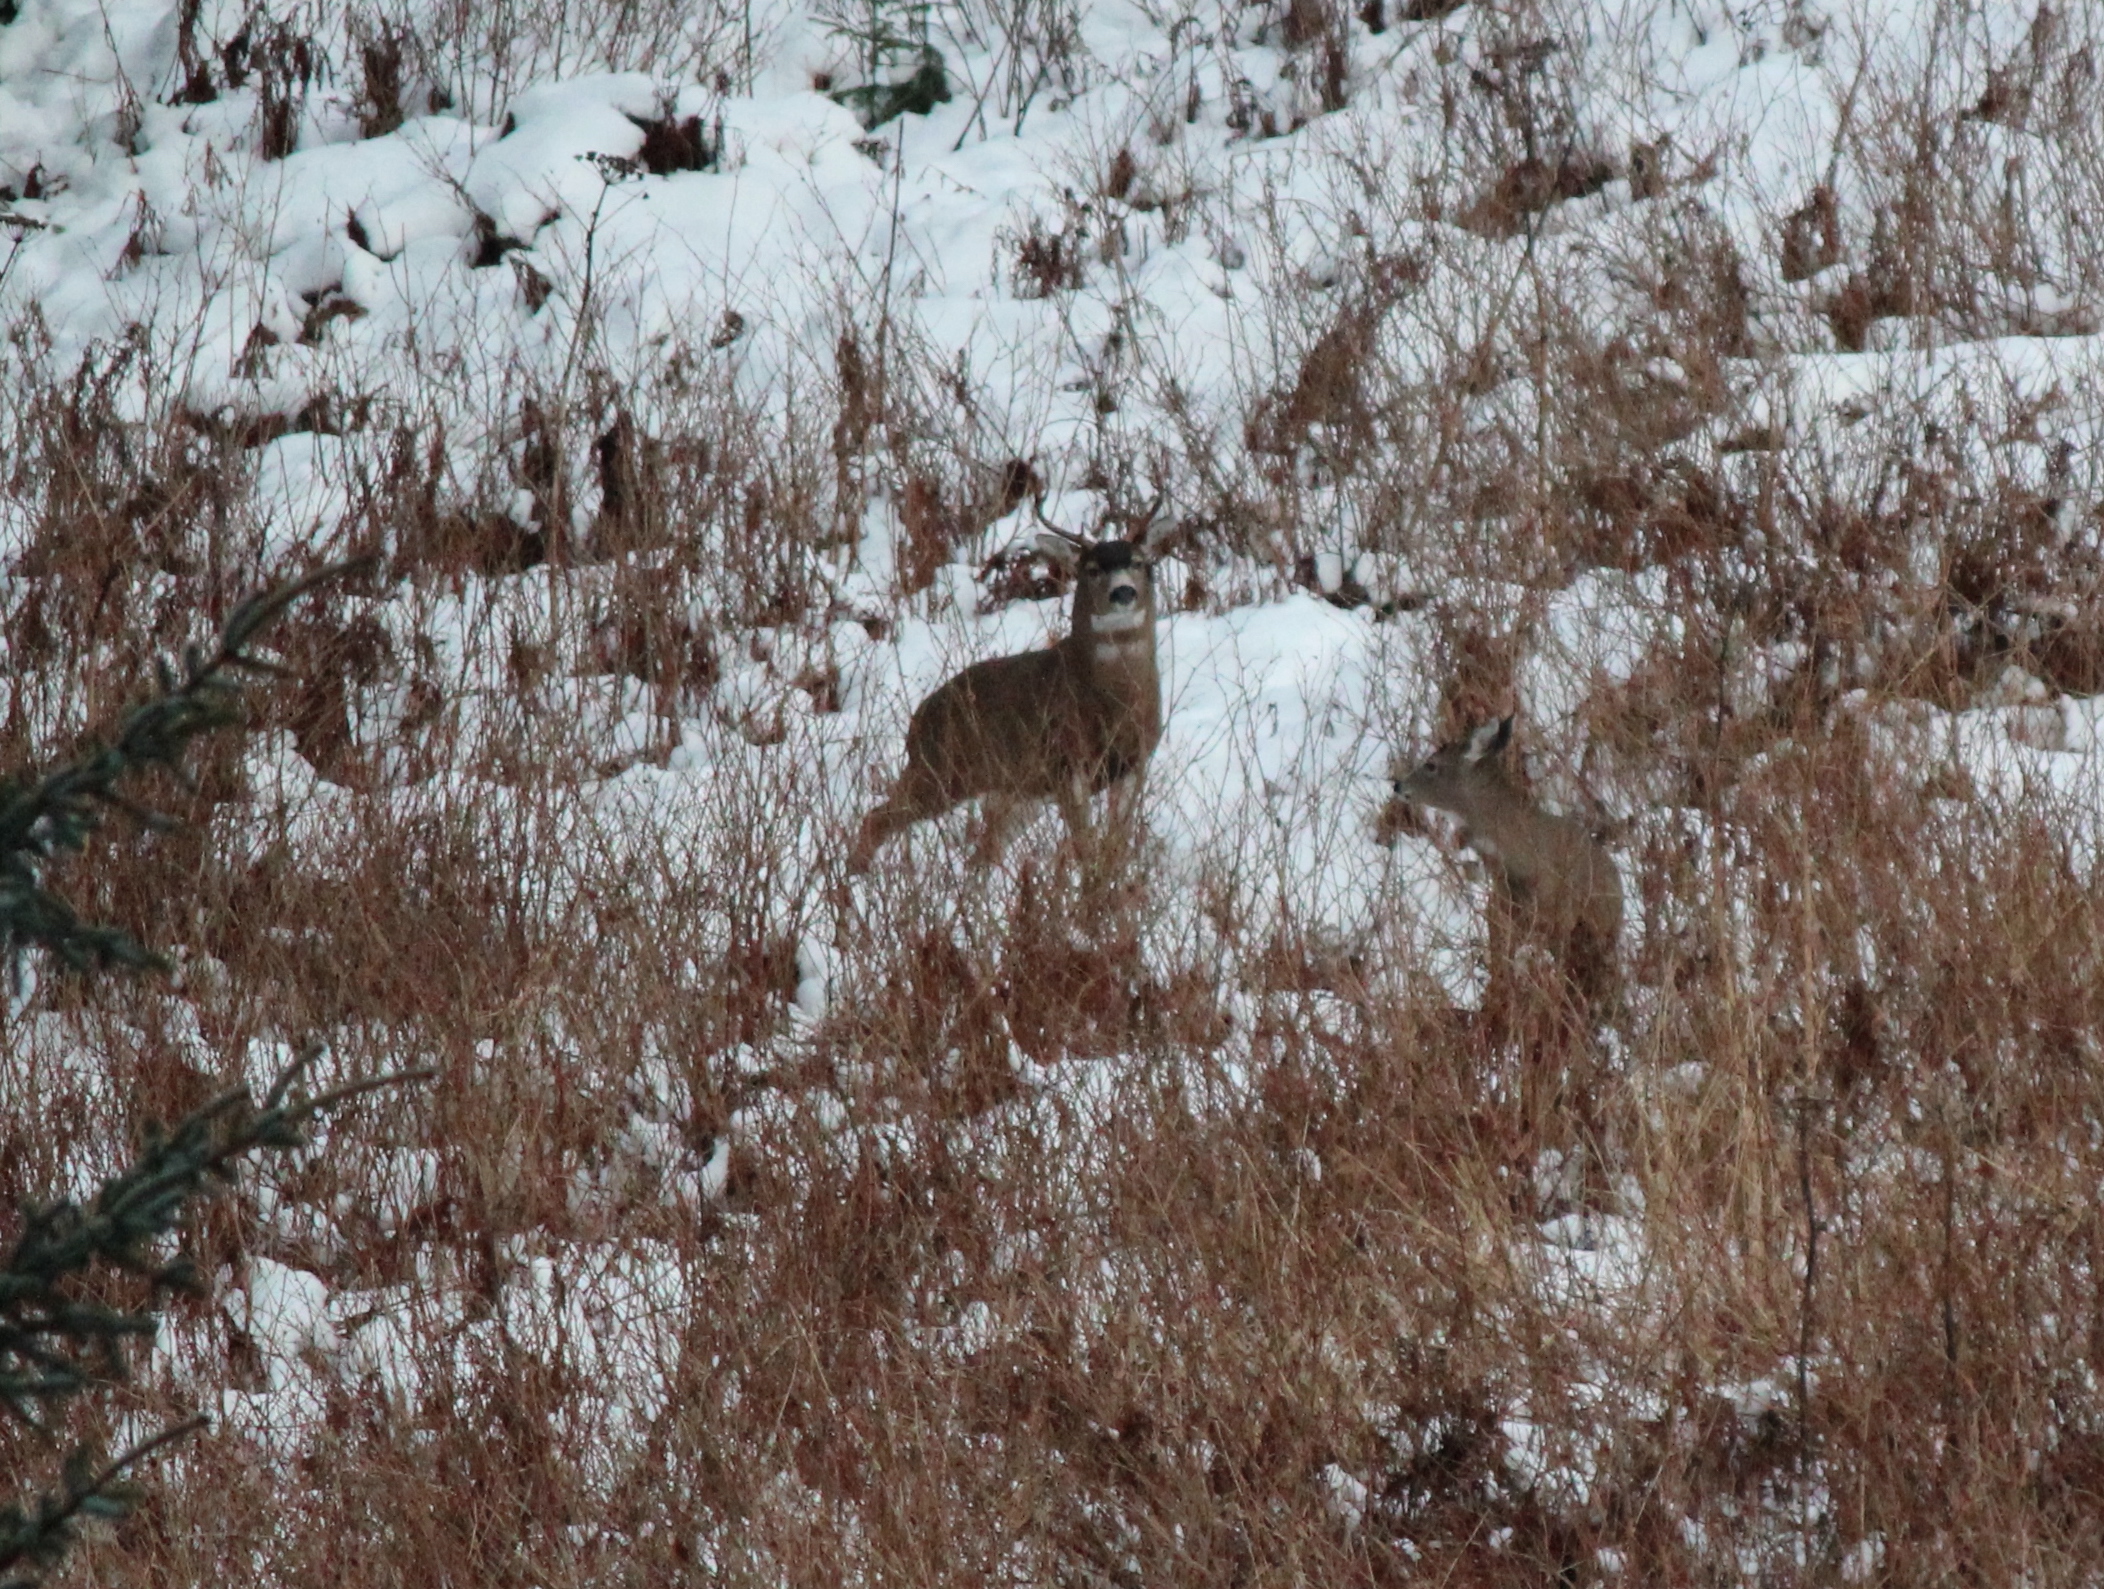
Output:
(0, 561), (364, 972)
(0, 559), (427, 1586)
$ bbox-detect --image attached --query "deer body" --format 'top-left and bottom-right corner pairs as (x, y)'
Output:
(1388, 716), (1626, 1207)
(1390, 717), (1622, 1006)
(847, 525), (1165, 874)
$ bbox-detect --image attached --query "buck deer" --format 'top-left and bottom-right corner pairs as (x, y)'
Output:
(846, 502), (1170, 875)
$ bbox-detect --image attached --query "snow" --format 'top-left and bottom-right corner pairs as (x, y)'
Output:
(3, 0), (2101, 1560)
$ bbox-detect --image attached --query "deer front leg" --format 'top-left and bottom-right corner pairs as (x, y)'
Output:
(1053, 774), (1114, 883)
(1105, 773), (1145, 834)
(1064, 773), (1148, 893)
(970, 795), (1028, 868)
(1054, 774), (1093, 845)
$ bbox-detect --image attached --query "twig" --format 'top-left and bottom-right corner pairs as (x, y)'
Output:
(1793, 1092), (1823, 1488)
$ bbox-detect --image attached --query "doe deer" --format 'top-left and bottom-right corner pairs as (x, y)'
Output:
(1384, 714), (1626, 1209)
(846, 503), (1170, 875)
(1384, 715), (1623, 1008)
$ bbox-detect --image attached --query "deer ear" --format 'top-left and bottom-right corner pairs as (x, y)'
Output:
(1137, 500), (1175, 556)
(1036, 531), (1082, 567)
(1464, 717), (1512, 762)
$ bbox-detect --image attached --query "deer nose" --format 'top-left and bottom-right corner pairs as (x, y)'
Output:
(1108, 584), (1137, 608)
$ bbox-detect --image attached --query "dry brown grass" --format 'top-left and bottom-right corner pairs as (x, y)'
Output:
(5, 1), (2104, 1583)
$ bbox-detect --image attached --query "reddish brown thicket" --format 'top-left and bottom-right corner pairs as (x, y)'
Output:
(6, 2), (2104, 1581)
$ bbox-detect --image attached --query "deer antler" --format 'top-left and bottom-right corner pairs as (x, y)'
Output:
(1031, 491), (1087, 548)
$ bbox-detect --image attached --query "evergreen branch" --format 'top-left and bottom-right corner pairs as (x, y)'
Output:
(0, 1047), (428, 1427)
(0, 1415), (209, 1587)
(0, 556), (414, 1585)
(0, 1048), (427, 1583)
(0, 556), (376, 973)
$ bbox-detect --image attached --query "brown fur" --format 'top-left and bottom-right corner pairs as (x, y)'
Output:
(1387, 716), (1623, 1004)
(848, 530), (1165, 874)
(1384, 716), (1625, 1190)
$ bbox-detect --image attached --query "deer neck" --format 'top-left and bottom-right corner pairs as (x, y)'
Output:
(1065, 616), (1157, 696)
(1452, 779), (1550, 877)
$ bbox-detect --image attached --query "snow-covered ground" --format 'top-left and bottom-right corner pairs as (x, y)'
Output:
(3, 0), (2102, 1574)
